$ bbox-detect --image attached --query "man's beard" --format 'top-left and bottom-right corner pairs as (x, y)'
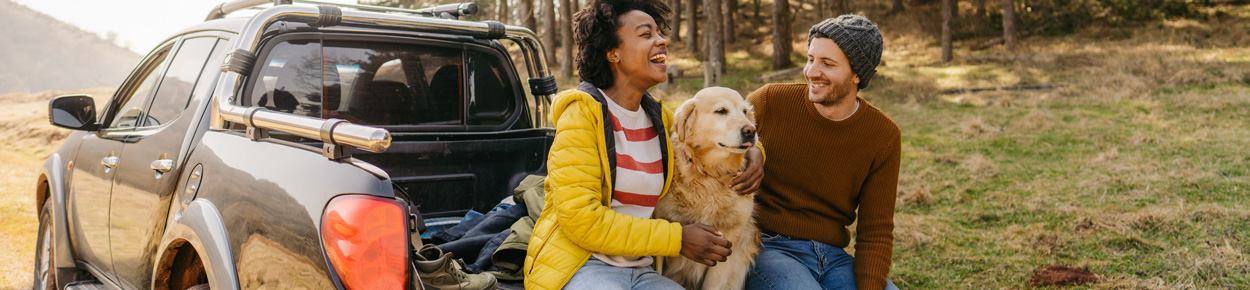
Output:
(812, 75), (855, 107)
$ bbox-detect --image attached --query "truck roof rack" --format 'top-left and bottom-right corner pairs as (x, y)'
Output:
(206, 0), (479, 21)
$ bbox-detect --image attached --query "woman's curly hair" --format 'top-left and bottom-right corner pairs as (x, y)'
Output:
(573, 0), (671, 89)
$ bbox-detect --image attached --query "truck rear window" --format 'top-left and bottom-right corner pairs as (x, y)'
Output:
(246, 37), (519, 128)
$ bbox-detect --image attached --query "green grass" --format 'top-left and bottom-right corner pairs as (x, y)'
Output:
(879, 87), (1249, 289)
(640, 4), (1250, 289)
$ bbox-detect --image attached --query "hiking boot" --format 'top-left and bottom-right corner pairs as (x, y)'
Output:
(413, 244), (497, 290)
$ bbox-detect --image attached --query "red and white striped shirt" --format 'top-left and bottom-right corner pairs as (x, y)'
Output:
(592, 89), (665, 267)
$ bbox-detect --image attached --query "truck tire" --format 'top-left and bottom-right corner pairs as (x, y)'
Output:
(32, 199), (55, 290)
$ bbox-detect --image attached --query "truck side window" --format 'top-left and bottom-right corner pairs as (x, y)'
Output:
(249, 40), (323, 116)
(107, 44), (173, 130)
(467, 50), (518, 126)
(193, 39), (231, 108)
(143, 37), (219, 127)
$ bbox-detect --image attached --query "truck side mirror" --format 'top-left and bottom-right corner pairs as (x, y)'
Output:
(49, 95), (100, 131)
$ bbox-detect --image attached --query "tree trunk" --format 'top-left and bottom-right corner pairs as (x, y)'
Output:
(753, 0), (760, 20)
(542, 0), (556, 63)
(704, 0), (723, 86)
(942, 0), (952, 62)
(724, 0), (736, 45)
(889, 0), (904, 14)
(521, 0), (536, 31)
(816, 0), (824, 19)
(686, 0), (700, 55)
(771, 0), (793, 69)
(949, 0), (959, 18)
(838, 0), (849, 15)
(671, 0), (682, 43)
(1001, 0), (1016, 50)
(560, 0), (573, 78)
(975, 0), (986, 20)
(498, 0), (509, 24)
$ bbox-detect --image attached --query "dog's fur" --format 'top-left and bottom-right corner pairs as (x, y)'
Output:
(655, 87), (760, 290)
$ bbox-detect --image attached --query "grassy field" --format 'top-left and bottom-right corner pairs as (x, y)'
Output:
(651, 3), (1250, 289)
(0, 87), (112, 290)
(1, 3), (1248, 290)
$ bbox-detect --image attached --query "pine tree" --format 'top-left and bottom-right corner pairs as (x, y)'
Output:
(1001, 0), (1016, 50)
(942, 0), (953, 62)
(541, 0), (556, 63)
(686, 0), (700, 55)
(521, 0), (536, 30)
(560, 0), (573, 78)
(704, 0), (723, 86)
(772, 0), (792, 69)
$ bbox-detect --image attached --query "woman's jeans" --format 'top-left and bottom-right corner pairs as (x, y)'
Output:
(563, 257), (684, 290)
(746, 232), (900, 290)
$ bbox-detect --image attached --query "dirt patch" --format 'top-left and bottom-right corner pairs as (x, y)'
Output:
(1028, 265), (1101, 287)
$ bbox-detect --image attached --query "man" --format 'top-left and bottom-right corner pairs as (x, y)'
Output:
(743, 15), (901, 290)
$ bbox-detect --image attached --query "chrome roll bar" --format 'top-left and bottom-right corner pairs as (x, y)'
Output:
(207, 2), (553, 158)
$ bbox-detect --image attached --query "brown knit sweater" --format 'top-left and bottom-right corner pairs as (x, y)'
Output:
(747, 83), (900, 290)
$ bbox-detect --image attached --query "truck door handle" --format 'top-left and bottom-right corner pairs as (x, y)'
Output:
(150, 159), (174, 173)
(101, 156), (119, 168)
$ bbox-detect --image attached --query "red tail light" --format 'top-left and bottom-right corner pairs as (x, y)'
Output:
(321, 194), (409, 290)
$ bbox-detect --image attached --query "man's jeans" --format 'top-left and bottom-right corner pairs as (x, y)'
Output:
(746, 232), (900, 290)
(563, 257), (684, 290)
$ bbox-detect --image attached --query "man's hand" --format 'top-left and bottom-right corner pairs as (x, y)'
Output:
(680, 223), (733, 266)
(731, 146), (764, 195)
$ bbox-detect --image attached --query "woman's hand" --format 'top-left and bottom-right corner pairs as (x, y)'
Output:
(680, 223), (732, 266)
(731, 146), (764, 195)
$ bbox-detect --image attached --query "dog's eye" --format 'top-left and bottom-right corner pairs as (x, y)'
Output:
(715, 108), (728, 115)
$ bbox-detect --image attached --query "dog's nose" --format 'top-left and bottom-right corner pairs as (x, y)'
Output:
(741, 125), (757, 142)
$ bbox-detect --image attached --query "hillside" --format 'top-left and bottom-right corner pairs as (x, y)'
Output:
(0, 0), (141, 94)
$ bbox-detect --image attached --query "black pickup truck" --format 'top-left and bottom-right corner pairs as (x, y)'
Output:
(34, 1), (554, 289)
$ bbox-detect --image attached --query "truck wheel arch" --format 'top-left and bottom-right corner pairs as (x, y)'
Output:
(38, 154), (77, 269)
(37, 176), (48, 214)
(153, 239), (208, 290)
(153, 199), (240, 290)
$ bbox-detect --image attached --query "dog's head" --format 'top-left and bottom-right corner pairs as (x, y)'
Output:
(672, 87), (757, 175)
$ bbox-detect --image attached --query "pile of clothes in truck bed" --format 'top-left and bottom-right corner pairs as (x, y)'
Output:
(423, 175), (546, 282)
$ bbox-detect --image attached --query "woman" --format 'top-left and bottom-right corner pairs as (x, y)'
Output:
(523, 0), (762, 289)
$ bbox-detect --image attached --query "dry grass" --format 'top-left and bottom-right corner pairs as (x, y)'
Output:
(960, 117), (999, 138)
(0, 88), (113, 289)
(0, 146), (45, 289)
(848, 3), (1250, 289)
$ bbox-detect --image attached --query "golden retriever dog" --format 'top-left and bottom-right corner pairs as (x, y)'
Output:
(655, 87), (760, 290)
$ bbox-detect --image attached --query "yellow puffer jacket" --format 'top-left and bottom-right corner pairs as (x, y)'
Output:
(523, 83), (682, 290)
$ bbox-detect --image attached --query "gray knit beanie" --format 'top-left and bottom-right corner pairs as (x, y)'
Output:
(808, 14), (883, 90)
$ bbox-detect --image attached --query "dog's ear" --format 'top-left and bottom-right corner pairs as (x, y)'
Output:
(672, 100), (697, 143)
(744, 103), (757, 125)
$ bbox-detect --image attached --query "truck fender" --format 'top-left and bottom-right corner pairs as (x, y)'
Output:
(155, 199), (240, 290)
(39, 153), (77, 269)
